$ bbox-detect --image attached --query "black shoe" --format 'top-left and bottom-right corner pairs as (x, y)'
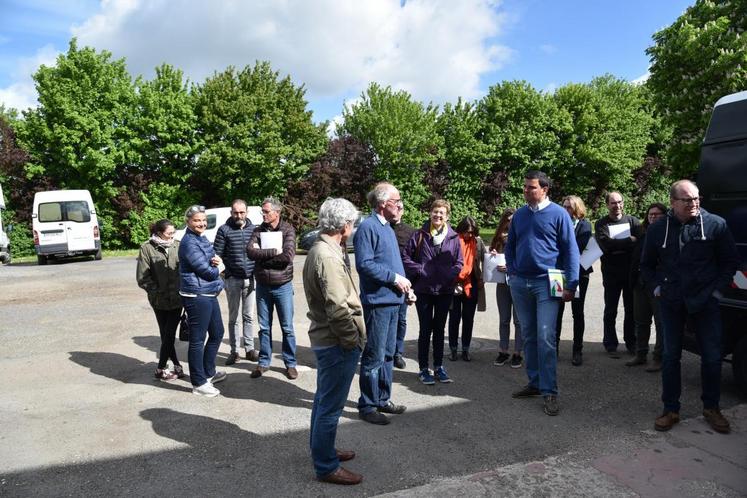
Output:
(393, 355), (406, 369)
(225, 352), (239, 366)
(607, 350), (621, 359)
(461, 351), (471, 362)
(543, 395), (559, 416)
(377, 401), (406, 415)
(512, 385), (541, 398)
(494, 352), (510, 366)
(449, 350), (458, 361)
(359, 410), (390, 425)
(571, 351), (583, 366)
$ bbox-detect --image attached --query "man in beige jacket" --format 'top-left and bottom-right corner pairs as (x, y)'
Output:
(303, 198), (366, 486)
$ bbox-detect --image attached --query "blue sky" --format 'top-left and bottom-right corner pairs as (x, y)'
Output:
(0, 0), (693, 126)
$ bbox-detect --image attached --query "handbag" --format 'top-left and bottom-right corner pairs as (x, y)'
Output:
(178, 310), (190, 341)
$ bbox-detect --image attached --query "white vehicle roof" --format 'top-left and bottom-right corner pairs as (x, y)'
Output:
(34, 190), (94, 203)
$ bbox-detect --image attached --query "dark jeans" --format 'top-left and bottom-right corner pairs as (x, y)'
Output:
(153, 307), (182, 369)
(602, 277), (635, 352)
(358, 304), (399, 414)
(182, 295), (225, 387)
(556, 275), (589, 352)
(310, 345), (361, 478)
(415, 293), (452, 370)
(448, 291), (478, 351)
(395, 301), (408, 357)
(633, 286), (663, 358)
(659, 296), (723, 413)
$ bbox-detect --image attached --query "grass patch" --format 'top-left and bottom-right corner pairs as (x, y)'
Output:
(10, 249), (140, 265)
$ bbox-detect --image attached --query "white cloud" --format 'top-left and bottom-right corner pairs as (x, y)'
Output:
(631, 71), (650, 85)
(0, 45), (59, 112)
(69, 0), (510, 108)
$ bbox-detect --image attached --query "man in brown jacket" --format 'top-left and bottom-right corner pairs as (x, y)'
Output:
(247, 197), (298, 380)
(303, 198), (366, 485)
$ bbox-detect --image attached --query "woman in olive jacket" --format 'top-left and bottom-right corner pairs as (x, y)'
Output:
(136, 218), (184, 381)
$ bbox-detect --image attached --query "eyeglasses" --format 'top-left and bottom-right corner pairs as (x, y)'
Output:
(261, 209), (274, 214)
(675, 197), (701, 204)
(387, 198), (404, 207)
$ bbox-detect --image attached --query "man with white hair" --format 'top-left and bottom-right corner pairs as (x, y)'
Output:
(355, 182), (412, 425)
(641, 179), (738, 434)
(303, 197), (365, 485)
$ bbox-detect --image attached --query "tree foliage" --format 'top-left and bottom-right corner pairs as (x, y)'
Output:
(337, 83), (443, 223)
(646, 0), (747, 177)
(193, 61), (328, 206)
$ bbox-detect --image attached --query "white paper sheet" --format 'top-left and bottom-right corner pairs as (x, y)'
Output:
(483, 253), (506, 283)
(579, 237), (602, 270)
(608, 223), (631, 240)
(259, 231), (282, 251)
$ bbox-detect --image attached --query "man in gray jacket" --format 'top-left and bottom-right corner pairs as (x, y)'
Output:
(214, 199), (258, 365)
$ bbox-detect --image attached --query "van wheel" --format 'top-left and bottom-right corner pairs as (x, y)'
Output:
(732, 335), (747, 398)
(37, 255), (48, 266)
(94, 248), (102, 261)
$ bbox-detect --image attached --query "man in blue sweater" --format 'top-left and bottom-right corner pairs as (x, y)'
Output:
(355, 182), (412, 425)
(506, 170), (579, 416)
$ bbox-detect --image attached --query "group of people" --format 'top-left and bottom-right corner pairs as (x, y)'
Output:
(136, 172), (739, 486)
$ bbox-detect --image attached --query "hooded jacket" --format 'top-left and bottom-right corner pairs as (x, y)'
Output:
(640, 207), (738, 313)
(213, 216), (256, 279)
(402, 222), (463, 295)
(136, 238), (181, 310)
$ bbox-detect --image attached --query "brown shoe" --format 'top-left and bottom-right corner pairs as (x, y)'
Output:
(250, 366), (268, 379)
(645, 359), (662, 372)
(625, 353), (647, 367)
(336, 449), (355, 462)
(246, 350), (260, 362)
(286, 366), (298, 380)
(654, 411), (680, 431)
(703, 408), (731, 434)
(318, 466), (362, 485)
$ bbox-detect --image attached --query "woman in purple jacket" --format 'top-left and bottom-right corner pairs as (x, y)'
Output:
(402, 200), (463, 385)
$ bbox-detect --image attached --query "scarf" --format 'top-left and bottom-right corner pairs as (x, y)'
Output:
(430, 224), (446, 246)
(457, 235), (476, 297)
(150, 234), (174, 249)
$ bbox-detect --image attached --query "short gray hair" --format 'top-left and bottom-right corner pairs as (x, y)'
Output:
(262, 197), (282, 212)
(367, 182), (394, 209)
(318, 198), (358, 234)
(184, 204), (206, 221)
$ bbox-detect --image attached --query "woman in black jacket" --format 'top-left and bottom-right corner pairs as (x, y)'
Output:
(555, 196), (593, 366)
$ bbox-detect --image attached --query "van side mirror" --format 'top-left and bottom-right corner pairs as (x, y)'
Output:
(32, 213), (37, 219)
(90, 209), (96, 215)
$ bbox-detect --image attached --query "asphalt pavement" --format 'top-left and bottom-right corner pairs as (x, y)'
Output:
(0, 256), (744, 497)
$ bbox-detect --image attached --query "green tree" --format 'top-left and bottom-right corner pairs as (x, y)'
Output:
(476, 81), (571, 217)
(193, 61), (328, 205)
(17, 39), (137, 248)
(437, 99), (491, 223)
(337, 83), (443, 222)
(552, 75), (654, 208)
(646, 0), (747, 177)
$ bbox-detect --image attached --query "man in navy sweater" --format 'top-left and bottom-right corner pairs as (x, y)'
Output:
(355, 182), (412, 425)
(506, 170), (579, 416)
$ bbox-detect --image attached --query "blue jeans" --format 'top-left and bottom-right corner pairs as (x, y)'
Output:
(358, 304), (399, 414)
(659, 296), (723, 413)
(509, 275), (560, 396)
(395, 301), (408, 357)
(256, 281), (296, 368)
(310, 345), (361, 478)
(182, 295), (225, 387)
(415, 293), (452, 370)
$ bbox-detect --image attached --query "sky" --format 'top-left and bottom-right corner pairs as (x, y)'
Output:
(0, 0), (694, 128)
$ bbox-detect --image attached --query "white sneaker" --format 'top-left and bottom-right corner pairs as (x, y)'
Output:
(192, 382), (220, 397)
(209, 371), (227, 384)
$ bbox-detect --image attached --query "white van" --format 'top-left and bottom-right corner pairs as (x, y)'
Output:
(0, 183), (10, 264)
(32, 190), (102, 265)
(174, 206), (262, 243)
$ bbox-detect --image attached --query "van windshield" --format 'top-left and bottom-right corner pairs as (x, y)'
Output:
(39, 201), (91, 223)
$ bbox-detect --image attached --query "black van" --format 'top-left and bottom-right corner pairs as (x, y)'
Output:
(695, 90), (747, 395)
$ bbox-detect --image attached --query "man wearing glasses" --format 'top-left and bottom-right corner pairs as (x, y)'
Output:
(595, 192), (641, 358)
(355, 182), (412, 425)
(214, 199), (259, 365)
(641, 180), (738, 434)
